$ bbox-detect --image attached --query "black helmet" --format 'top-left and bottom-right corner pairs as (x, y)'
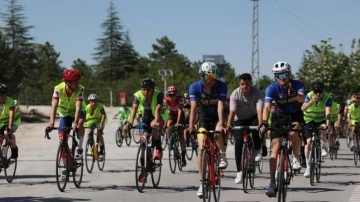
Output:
(0, 83), (8, 94)
(141, 78), (155, 88)
(312, 80), (325, 93)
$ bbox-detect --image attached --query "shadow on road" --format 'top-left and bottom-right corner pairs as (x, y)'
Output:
(1, 197), (89, 202)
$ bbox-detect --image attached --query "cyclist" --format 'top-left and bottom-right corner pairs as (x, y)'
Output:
(84, 94), (107, 160)
(163, 85), (187, 167)
(0, 83), (20, 159)
(226, 73), (264, 184)
(113, 103), (131, 136)
(125, 78), (164, 183)
(259, 61), (305, 197)
(330, 101), (342, 148)
(187, 61), (228, 198)
(46, 69), (85, 159)
(301, 81), (331, 177)
(347, 94), (360, 151)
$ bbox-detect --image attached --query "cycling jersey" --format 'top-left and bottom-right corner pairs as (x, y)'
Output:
(229, 87), (264, 121)
(189, 79), (227, 121)
(53, 82), (84, 117)
(0, 97), (21, 128)
(84, 102), (107, 127)
(348, 103), (360, 125)
(303, 91), (332, 123)
(264, 80), (305, 114)
(330, 101), (341, 123)
(117, 106), (131, 123)
(164, 96), (184, 116)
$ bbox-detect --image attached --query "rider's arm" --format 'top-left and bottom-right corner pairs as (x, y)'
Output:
(301, 94), (315, 112)
(49, 99), (59, 126)
(74, 100), (82, 127)
(217, 100), (225, 127)
(189, 101), (197, 130)
(8, 106), (15, 129)
(99, 106), (106, 127)
(262, 102), (271, 123)
(325, 106), (331, 127)
(128, 104), (138, 125)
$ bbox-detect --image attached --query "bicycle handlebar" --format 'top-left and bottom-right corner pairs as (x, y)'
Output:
(44, 127), (75, 140)
(231, 126), (258, 130)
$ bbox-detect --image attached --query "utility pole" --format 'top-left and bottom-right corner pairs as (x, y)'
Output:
(251, 0), (260, 88)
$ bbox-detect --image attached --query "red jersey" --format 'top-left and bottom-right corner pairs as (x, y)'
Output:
(164, 96), (184, 116)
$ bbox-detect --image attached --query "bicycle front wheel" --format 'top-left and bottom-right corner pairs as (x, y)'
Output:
(241, 144), (249, 193)
(115, 128), (123, 147)
(3, 145), (17, 183)
(257, 156), (264, 173)
(85, 138), (95, 173)
(160, 130), (168, 150)
(55, 143), (69, 192)
(168, 142), (177, 174)
(315, 144), (321, 183)
(133, 127), (141, 144)
(213, 153), (221, 202)
(97, 147), (106, 171)
(309, 142), (316, 186)
(151, 148), (162, 188)
(201, 149), (211, 202)
(135, 143), (147, 192)
(72, 149), (83, 188)
(186, 135), (195, 160)
(277, 150), (285, 202)
(249, 149), (255, 189)
(125, 129), (132, 146)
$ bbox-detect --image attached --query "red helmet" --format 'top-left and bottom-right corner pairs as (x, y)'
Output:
(166, 85), (177, 95)
(63, 69), (81, 81)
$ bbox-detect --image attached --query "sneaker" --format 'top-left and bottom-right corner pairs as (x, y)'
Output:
(10, 146), (18, 159)
(76, 149), (83, 159)
(321, 148), (328, 157)
(303, 167), (310, 178)
(266, 183), (277, 197)
(255, 152), (262, 162)
(138, 171), (147, 183)
(154, 149), (163, 160)
(234, 171), (242, 184)
(196, 184), (203, 198)
(292, 160), (301, 170)
(181, 158), (187, 167)
(219, 153), (228, 169)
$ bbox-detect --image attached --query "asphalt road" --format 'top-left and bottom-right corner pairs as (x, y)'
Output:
(0, 115), (359, 202)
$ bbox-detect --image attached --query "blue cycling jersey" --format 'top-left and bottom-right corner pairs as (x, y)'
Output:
(264, 80), (305, 114)
(189, 79), (227, 120)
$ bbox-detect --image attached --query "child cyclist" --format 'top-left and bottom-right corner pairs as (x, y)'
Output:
(0, 83), (21, 159)
(113, 103), (131, 136)
(84, 94), (107, 160)
(163, 85), (187, 166)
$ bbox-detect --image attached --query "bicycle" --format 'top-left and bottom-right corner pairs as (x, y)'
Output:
(328, 126), (338, 160)
(304, 125), (325, 186)
(267, 126), (302, 202)
(45, 127), (84, 192)
(193, 129), (224, 202)
(85, 125), (105, 173)
(352, 123), (360, 166)
(115, 121), (131, 147)
(231, 125), (258, 193)
(168, 125), (184, 173)
(135, 125), (162, 193)
(185, 129), (198, 160)
(0, 125), (17, 183)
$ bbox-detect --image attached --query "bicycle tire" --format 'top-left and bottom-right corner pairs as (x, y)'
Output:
(133, 127), (141, 144)
(315, 143), (321, 183)
(168, 143), (177, 174)
(309, 142), (315, 186)
(257, 156), (264, 173)
(186, 136), (195, 160)
(115, 128), (123, 147)
(346, 126), (351, 148)
(241, 144), (249, 193)
(212, 152), (221, 202)
(135, 143), (147, 192)
(151, 148), (162, 188)
(55, 143), (69, 192)
(85, 138), (95, 173)
(249, 149), (255, 189)
(201, 149), (211, 201)
(3, 145), (17, 183)
(125, 129), (132, 146)
(177, 147), (183, 171)
(161, 129), (168, 150)
(277, 150), (284, 202)
(97, 147), (105, 171)
(355, 134), (360, 166)
(72, 148), (83, 188)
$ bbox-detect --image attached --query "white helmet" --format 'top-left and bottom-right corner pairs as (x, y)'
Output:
(272, 61), (291, 74)
(88, 94), (99, 101)
(199, 62), (219, 75)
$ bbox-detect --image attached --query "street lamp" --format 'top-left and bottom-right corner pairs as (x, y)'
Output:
(106, 87), (113, 107)
(158, 69), (173, 93)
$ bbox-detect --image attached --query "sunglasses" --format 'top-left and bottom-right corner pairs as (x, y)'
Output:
(275, 72), (288, 79)
(204, 73), (217, 81)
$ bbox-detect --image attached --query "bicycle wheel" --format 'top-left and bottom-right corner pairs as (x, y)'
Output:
(125, 129), (132, 146)
(161, 129), (168, 150)
(212, 153), (221, 202)
(133, 127), (142, 144)
(85, 138), (95, 173)
(201, 149), (211, 201)
(3, 145), (17, 183)
(241, 144), (249, 193)
(354, 139), (359, 166)
(72, 149), (83, 188)
(329, 134), (335, 160)
(115, 128), (123, 147)
(257, 156), (264, 173)
(309, 143), (315, 186)
(277, 150), (285, 202)
(151, 148), (162, 188)
(249, 149), (255, 189)
(135, 143), (147, 192)
(55, 143), (69, 192)
(168, 142), (177, 174)
(97, 147), (105, 171)
(346, 126), (351, 148)
(186, 136), (195, 160)
(229, 132), (235, 145)
(315, 144), (321, 183)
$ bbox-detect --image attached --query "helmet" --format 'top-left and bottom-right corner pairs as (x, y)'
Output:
(184, 92), (189, 99)
(166, 85), (177, 95)
(88, 94), (98, 101)
(141, 78), (155, 88)
(272, 61), (291, 74)
(0, 83), (8, 94)
(312, 80), (325, 93)
(200, 62), (219, 79)
(63, 69), (81, 81)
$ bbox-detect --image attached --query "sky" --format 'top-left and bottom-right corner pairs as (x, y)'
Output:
(5, 0), (360, 79)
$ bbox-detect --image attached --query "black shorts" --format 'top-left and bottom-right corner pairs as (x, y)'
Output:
(304, 121), (325, 139)
(270, 110), (304, 140)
